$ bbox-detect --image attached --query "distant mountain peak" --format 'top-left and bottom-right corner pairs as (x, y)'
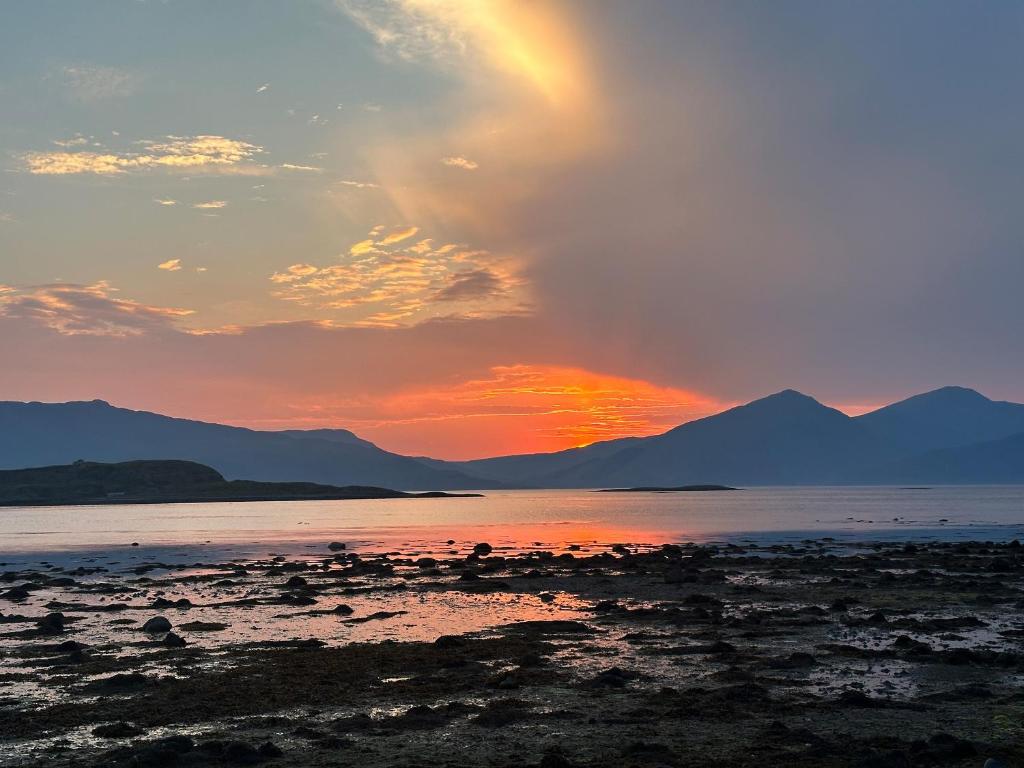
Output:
(915, 385), (988, 402)
(871, 386), (992, 414)
(741, 388), (828, 412)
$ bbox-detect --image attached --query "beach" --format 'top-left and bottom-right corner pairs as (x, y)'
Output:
(2, 525), (1023, 767)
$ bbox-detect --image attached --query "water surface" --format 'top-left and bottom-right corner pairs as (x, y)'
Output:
(2, 486), (1022, 565)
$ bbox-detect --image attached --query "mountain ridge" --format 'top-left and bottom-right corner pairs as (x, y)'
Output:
(3, 386), (1023, 488)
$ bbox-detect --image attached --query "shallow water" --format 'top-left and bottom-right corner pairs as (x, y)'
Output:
(1, 486), (1022, 566)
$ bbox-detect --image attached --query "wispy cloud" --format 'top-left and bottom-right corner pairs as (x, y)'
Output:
(60, 64), (141, 101)
(279, 163), (322, 172)
(378, 225), (419, 245)
(337, 179), (379, 189)
(441, 155), (478, 170)
(22, 135), (262, 176)
(158, 259), (182, 271)
(154, 198), (177, 206)
(0, 282), (193, 337)
(192, 200), (227, 209)
(256, 83), (270, 93)
(52, 135), (92, 148)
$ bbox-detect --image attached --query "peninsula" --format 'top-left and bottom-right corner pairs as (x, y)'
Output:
(0, 460), (481, 507)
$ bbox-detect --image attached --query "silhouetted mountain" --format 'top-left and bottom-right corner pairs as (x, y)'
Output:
(4, 386), (1024, 489)
(276, 428), (379, 450)
(420, 436), (643, 486)
(855, 386), (1024, 457)
(870, 431), (1024, 484)
(0, 459), (476, 506)
(0, 400), (484, 491)
(545, 390), (887, 487)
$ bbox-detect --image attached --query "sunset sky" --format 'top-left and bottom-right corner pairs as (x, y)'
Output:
(3, 2), (1024, 459)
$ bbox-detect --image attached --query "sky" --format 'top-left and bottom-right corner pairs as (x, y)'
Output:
(2, 1), (1024, 460)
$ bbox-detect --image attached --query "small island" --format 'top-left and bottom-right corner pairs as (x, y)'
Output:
(0, 460), (481, 507)
(596, 484), (738, 493)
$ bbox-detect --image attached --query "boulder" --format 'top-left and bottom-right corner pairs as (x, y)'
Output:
(142, 616), (172, 633)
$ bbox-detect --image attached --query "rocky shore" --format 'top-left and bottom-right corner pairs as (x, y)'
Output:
(2, 537), (1023, 767)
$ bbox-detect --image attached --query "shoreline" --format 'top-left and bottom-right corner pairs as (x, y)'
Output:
(2, 535), (1022, 767)
(0, 491), (483, 509)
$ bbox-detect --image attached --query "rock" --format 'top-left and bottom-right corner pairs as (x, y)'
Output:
(36, 612), (65, 634)
(332, 603), (355, 615)
(180, 621), (229, 632)
(285, 575), (308, 587)
(91, 672), (151, 691)
(944, 647), (976, 665)
(327, 542), (346, 551)
(447, 539), (456, 545)
(709, 640), (737, 654)
(611, 544), (630, 555)
(2, 585), (31, 601)
(162, 631), (187, 648)
(538, 592), (555, 603)
(415, 558), (437, 568)
(922, 732), (976, 760)
(587, 666), (640, 688)
(893, 635), (931, 654)
(540, 752), (574, 768)
(838, 690), (887, 708)
(222, 741), (261, 764)
(473, 542), (493, 556)
(315, 736), (352, 750)
(487, 670), (520, 689)
(278, 592), (317, 606)
(258, 742), (283, 758)
(434, 634), (465, 649)
(92, 721), (143, 738)
(142, 616), (172, 633)
(330, 713), (375, 732)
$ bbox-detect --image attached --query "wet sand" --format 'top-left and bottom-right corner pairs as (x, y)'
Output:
(2, 537), (1023, 767)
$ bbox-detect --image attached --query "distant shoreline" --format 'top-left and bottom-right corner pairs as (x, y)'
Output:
(596, 484), (739, 493)
(0, 491), (483, 508)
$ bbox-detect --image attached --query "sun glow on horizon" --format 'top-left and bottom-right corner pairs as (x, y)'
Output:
(234, 364), (727, 460)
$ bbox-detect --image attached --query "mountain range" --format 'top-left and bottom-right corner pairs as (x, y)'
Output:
(2, 386), (1024, 489)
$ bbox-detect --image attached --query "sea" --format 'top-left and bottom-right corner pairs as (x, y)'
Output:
(2, 486), (1023, 567)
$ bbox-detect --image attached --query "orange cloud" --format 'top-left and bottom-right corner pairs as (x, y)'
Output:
(269, 231), (526, 327)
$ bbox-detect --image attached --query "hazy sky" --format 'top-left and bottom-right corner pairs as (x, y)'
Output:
(2, 1), (1024, 459)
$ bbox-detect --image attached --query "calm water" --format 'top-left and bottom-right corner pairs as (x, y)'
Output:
(2, 486), (1023, 566)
